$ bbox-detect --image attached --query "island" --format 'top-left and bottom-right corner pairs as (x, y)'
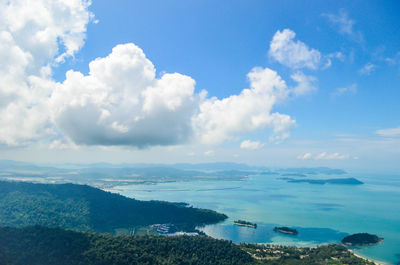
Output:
(281, 173), (307, 177)
(281, 177), (364, 185)
(234, 220), (257, 228)
(273, 227), (298, 235)
(341, 233), (383, 246)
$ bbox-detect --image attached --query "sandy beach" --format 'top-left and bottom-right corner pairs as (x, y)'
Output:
(351, 250), (389, 265)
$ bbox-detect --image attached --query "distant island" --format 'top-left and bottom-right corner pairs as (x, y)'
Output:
(234, 220), (257, 228)
(281, 177), (364, 185)
(281, 173), (307, 177)
(342, 233), (383, 246)
(0, 159), (349, 189)
(273, 227), (298, 235)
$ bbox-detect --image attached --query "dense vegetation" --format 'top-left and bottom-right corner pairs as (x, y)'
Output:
(273, 226), (298, 235)
(0, 226), (374, 265)
(0, 181), (226, 233)
(0, 226), (254, 265)
(242, 243), (375, 265)
(0, 180), (376, 264)
(233, 220), (257, 228)
(342, 233), (383, 246)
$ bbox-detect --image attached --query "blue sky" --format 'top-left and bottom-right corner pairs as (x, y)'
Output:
(1, 0), (400, 172)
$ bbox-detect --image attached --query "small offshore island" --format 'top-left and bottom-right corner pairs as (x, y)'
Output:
(281, 177), (364, 185)
(234, 220), (257, 228)
(273, 227), (298, 235)
(342, 233), (383, 246)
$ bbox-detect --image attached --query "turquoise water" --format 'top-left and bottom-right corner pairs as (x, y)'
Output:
(110, 173), (400, 264)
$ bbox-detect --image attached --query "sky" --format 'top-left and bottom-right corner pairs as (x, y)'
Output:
(0, 0), (400, 172)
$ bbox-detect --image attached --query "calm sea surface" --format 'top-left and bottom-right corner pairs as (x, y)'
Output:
(110, 173), (400, 264)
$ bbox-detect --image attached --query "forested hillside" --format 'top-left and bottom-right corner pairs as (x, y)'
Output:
(0, 226), (253, 265)
(0, 181), (226, 233)
(0, 226), (374, 265)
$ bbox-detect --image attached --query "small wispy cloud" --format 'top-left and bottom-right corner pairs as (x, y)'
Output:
(376, 127), (400, 137)
(204, 150), (214, 156)
(332, 83), (357, 98)
(323, 52), (345, 69)
(240, 140), (264, 150)
(359, 63), (377, 75)
(315, 152), (349, 160)
(291, 71), (317, 96)
(269, 29), (321, 70)
(322, 9), (363, 42)
(49, 140), (79, 150)
(297, 152), (354, 160)
(384, 52), (400, 65)
(297, 152), (312, 160)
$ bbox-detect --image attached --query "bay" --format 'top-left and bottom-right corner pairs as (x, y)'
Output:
(110, 172), (400, 265)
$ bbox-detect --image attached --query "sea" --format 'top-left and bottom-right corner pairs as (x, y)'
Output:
(109, 172), (400, 264)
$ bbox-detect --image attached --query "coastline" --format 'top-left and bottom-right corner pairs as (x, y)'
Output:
(109, 174), (400, 265)
(350, 250), (389, 265)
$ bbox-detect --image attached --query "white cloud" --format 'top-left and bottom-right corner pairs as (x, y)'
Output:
(291, 71), (317, 96)
(194, 67), (295, 144)
(298, 152), (351, 160)
(204, 150), (214, 156)
(384, 52), (400, 66)
(297, 152), (312, 160)
(269, 29), (321, 70)
(49, 139), (79, 150)
(0, 2), (297, 149)
(332, 83), (357, 98)
(323, 52), (345, 69)
(376, 127), (400, 137)
(51, 44), (199, 147)
(0, 0), (93, 146)
(323, 9), (363, 42)
(240, 140), (264, 150)
(359, 63), (377, 75)
(51, 45), (295, 147)
(315, 152), (349, 160)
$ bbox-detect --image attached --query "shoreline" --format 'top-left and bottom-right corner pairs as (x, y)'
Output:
(350, 250), (389, 265)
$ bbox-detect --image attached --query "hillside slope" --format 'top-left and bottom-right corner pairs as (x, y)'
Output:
(0, 181), (226, 233)
(0, 226), (374, 265)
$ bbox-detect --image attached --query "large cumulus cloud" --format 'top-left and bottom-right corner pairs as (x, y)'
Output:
(0, 0), (93, 145)
(51, 44), (200, 147)
(0, 0), (298, 148)
(51, 44), (295, 147)
(193, 67), (294, 144)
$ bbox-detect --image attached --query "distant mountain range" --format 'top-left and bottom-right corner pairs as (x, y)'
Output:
(0, 159), (348, 188)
